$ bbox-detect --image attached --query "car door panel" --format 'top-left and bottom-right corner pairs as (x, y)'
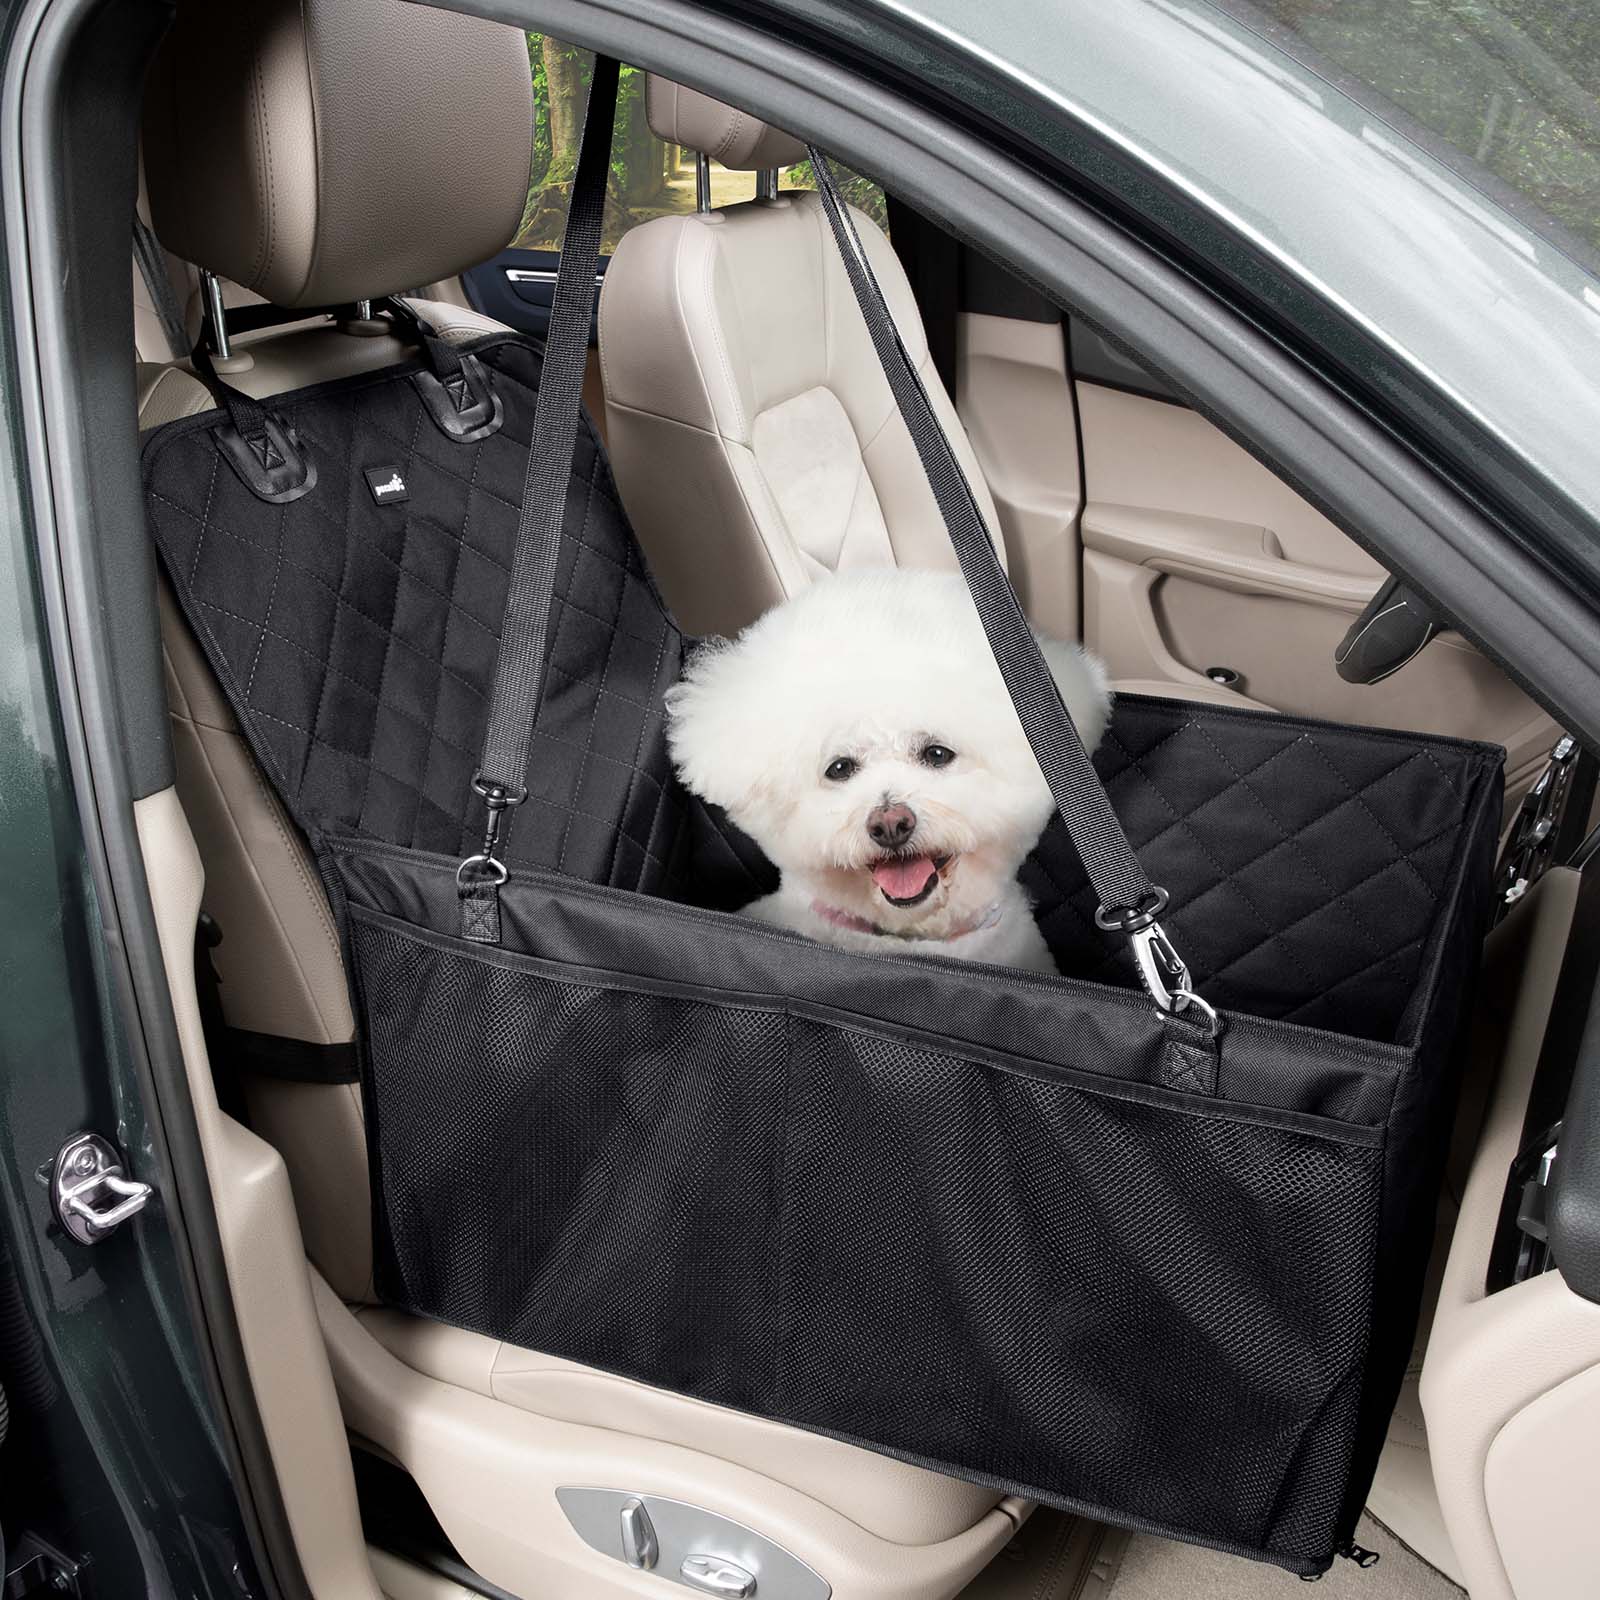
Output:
(1074, 378), (1559, 810)
(955, 311), (1081, 639)
(461, 246), (605, 340)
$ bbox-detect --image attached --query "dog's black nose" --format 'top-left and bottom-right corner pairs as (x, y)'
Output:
(867, 802), (917, 849)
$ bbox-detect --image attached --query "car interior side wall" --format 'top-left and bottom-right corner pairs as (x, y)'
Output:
(939, 242), (1563, 811)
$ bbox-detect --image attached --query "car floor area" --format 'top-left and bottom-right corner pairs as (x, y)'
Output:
(959, 1510), (1464, 1600)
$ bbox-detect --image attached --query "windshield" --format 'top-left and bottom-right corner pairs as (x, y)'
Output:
(1232, 1), (1600, 276)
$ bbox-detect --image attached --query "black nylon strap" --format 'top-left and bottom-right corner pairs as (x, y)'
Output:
(473, 57), (619, 815)
(133, 211), (189, 359)
(804, 150), (1158, 922)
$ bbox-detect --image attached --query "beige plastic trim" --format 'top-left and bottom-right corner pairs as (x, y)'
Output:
(1420, 867), (1600, 1600)
(1076, 384), (1383, 578)
(317, 1276), (1018, 1600)
(1082, 550), (1273, 709)
(956, 312), (1081, 637)
(133, 788), (384, 1600)
(354, 1307), (1005, 1548)
(1081, 504), (1378, 613)
(1484, 1360), (1600, 1597)
(367, 1547), (480, 1599)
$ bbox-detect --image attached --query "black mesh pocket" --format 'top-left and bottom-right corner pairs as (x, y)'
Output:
(775, 1017), (1384, 1567)
(353, 910), (789, 1411)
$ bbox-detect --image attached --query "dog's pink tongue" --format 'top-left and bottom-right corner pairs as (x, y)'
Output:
(870, 855), (938, 900)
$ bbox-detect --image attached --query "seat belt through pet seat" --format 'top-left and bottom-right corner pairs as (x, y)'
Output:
(460, 72), (1216, 1061)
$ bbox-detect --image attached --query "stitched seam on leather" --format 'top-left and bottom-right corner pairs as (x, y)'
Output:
(248, 27), (272, 287)
(712, 103), (742, 164)
(735, 439), (808, 593)
(659, 227), (788, 597)
(698, 228), (748, 441)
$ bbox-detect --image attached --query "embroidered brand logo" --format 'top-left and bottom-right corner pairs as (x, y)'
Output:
(364, 466), (410, 504)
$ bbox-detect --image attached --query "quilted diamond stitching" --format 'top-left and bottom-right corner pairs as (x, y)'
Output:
(1021, 701), (1486, 1038)
(145, 339), (739, 900)
(144, 338), (1490, 1042)
(1104, 730), (1328, 1001)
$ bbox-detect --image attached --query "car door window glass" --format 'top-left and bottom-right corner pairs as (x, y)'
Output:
(519, 36), (887, 253)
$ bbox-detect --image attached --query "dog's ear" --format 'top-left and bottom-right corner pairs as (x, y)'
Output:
(1034, 635), (1113, 751)
(664, 638), (777, 819)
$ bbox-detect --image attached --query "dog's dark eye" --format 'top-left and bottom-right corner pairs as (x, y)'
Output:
(824, 756), (859, 783)
(919, 743), (957, 769)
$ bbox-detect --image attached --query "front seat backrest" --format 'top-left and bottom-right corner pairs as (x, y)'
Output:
(599, 76), (1005, 638)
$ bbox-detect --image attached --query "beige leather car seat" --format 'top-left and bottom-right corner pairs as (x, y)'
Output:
(137, 4), (1015, 1595)
(599, 77), (1009, 638)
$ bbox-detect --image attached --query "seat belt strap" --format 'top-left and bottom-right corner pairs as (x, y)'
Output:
(461, 55), (620, 941)
(133, 211), (190, 360)
(805, 150), (1210, 1026)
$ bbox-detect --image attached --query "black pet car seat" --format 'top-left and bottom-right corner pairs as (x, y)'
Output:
(143, 61), (1502, 1576)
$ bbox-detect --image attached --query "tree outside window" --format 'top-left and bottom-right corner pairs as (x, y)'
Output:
(519, 37), (888, 253)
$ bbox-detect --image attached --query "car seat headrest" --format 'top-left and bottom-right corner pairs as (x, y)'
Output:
(644, 74), (806, 171)
(142, 0), (534, 308)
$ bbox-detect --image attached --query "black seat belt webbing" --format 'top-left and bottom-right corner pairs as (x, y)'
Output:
(459, 55), (620, 942)
(133, 210), (190, 360)
(804, 151), (1211, 1028)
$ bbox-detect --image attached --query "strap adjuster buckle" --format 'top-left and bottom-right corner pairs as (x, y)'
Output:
(464, 774), (528, 880)
(1094, 887), (1169, 935)
(1097, 887), (1219, 1034)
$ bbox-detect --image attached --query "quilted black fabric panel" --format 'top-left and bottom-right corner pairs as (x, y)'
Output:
(1023, 698), (1500, 1042)
(144, 336), (1499, 1042)
(143, 336), (771, 909)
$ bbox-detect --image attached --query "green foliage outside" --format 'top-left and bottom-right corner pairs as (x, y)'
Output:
(517, 34), (887, 252)
(783, 158), (891, 231)
(523, 10), (1600, 263)
(1251, 0), (1600, 259)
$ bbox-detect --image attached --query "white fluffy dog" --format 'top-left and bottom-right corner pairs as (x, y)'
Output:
(666, 570), (1110, 973)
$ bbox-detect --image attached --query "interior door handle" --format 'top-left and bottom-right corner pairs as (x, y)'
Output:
(1333, 575), (1445, 684)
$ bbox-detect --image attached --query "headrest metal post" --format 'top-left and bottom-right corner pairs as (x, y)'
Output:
(695, 152), (712, 214)
(200, 267), (230, 361)
(755, 168), (779, 201)
(355, 299), (373, 321)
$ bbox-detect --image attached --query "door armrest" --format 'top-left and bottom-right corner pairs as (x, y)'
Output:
(1083, 505), (1380, 613)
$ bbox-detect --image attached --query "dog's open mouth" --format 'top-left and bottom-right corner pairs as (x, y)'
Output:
(869, 853), (953, 908)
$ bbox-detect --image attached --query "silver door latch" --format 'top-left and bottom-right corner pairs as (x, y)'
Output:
(48, 1133), (152, 1245)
